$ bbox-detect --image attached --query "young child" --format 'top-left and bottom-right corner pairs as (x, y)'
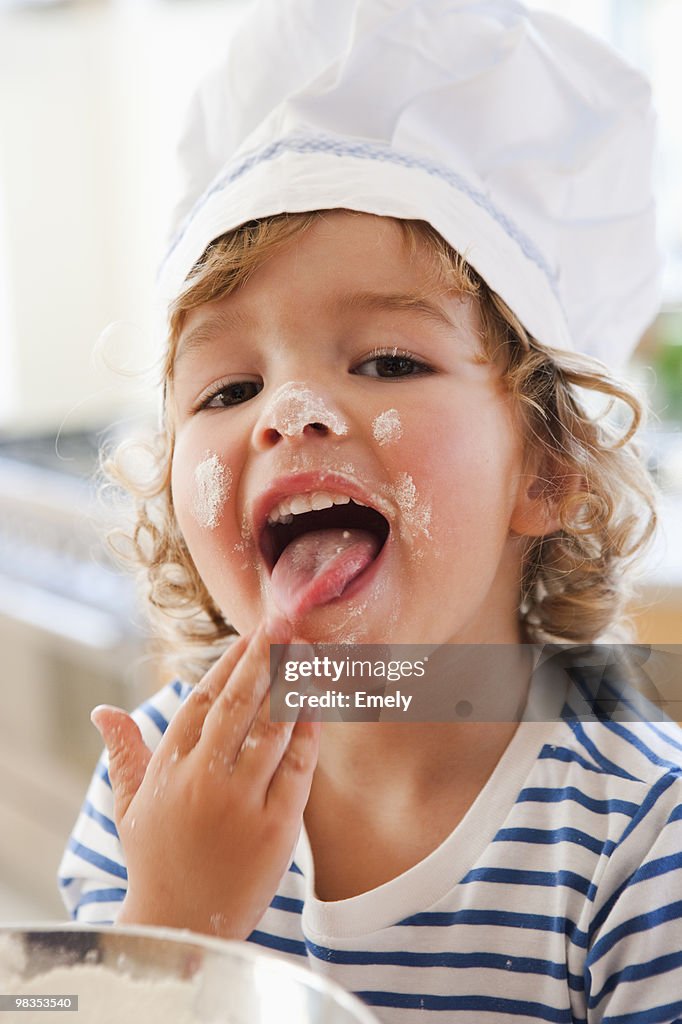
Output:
(59, 0), (682, 1019)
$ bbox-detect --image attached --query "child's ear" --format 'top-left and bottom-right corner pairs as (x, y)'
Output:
(510, 455), (584, 539)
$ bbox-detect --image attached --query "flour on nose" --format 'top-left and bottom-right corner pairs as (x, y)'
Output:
(269, 382), (348, 436)
(191, 451), (231, 529)
(373, 408), (402, 446)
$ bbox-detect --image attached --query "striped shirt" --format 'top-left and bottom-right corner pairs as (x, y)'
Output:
(58, 670), (682, 1023)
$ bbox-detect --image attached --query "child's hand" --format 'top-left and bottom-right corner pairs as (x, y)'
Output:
(90, 619), (320, 940)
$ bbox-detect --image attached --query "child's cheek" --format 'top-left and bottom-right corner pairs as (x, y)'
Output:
(190, 450), (232, 530)
(171, 447), (233, 544)
(384, 471), (433, 554)
(371, 408), (436, 560)
(372, 408), (403, 447)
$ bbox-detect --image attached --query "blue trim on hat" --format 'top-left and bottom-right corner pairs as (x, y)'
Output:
(162, 132), (558, 294)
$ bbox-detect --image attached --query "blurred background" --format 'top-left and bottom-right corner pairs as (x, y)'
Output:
(0, 0), (680, 921)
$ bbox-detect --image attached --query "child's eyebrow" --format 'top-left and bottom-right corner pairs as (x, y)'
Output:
(175, 307), (256, 367)
(334, 290), (457, 332)
(175, 290), (457, 367)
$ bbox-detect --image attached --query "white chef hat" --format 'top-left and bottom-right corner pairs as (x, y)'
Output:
(158, 0), (661, 369)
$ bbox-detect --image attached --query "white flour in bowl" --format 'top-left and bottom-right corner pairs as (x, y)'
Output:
(1, 957), (215, 1023)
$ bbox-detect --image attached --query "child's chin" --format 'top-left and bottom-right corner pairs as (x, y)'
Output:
(287, 608), (399, 647)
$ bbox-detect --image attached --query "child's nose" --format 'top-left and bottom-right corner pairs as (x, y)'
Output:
(251, 380), (349, 452)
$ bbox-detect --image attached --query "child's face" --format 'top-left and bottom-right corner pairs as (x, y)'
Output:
(170, 211), (536, 645)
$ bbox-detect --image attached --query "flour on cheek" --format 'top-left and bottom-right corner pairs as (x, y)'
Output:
(385, 472), (432, 550)
(191, 451), (231, 529)
(372, 408), (402, 446)
(372, 415), (431, 551)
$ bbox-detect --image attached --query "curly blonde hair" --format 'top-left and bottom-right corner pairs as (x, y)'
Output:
(104, 211), (658, 682)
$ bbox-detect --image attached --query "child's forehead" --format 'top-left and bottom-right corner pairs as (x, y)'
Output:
(252, 211), (437, 276)
(179, 285), (468, 349)
(174, 213), (471, 352)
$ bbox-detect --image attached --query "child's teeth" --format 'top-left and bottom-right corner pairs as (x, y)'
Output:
(311, 492), (335, 510)
(290, 495), (312, 515)
(267, 491), (356, 525)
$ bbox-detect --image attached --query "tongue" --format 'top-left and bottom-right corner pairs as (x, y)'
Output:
(270, 528), (380, 620)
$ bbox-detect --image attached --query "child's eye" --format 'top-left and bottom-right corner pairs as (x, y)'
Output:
(354, 348), (434, 378)
(197, 379), (263, 410)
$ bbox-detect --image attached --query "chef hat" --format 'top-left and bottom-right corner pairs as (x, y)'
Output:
(158, 0), (661, 369)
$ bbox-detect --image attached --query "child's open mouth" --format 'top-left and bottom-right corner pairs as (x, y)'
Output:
(259, 496), (390, 620)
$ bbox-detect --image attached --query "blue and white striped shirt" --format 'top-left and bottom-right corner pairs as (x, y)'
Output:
(59, 675), (682, 1023)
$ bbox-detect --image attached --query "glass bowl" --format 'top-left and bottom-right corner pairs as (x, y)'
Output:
(0, 924), (380, 1023)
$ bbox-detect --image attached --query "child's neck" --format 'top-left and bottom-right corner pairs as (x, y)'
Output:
(305, 718), (522, 901)
(313, 639), (533, 790)
(315, 718), (522, 799)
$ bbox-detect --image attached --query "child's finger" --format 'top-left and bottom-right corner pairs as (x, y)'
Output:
(160, 633), (251, 757)
(265, 719), (321, 811)
(197, 617), (291, 770)
(91, 705), (151, 821)
(230, 691), (297, 796)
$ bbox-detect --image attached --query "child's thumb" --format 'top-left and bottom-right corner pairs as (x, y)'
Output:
(91, 705), (151, 820)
